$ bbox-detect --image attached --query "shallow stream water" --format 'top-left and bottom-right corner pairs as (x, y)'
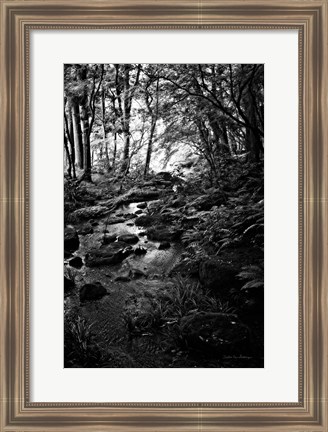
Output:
(64, 200), (184, 366)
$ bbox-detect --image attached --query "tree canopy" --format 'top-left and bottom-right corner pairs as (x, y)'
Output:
(64, 63), (264, 182)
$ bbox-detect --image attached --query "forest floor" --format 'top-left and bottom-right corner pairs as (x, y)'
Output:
(64, 169), (264, 368)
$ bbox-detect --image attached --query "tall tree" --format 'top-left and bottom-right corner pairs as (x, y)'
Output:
(100, 83), (111, 170)
(114, 64), (141, 173)
(64, 98), (76, 179)
(143, 70), (160, 177)
(78, 64), (104, 181)
(71, 99), (83, 169)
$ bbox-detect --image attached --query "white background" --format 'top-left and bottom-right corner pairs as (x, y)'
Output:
(30, 30), (299, 402)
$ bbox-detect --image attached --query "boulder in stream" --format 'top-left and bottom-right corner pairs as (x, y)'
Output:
(106, 216), (126, 225)
(78, 223), (94, 235)
(130, 267), (148, 279)
(155, 171), (172, 181)
(79, 282), (107, 302)
(102, 234), (118, 244)
(137, 202), (147, 209)
(114, 271), (131, 282)
(135, 215), (156, 227)
(117, 234), (139, 244)
(64, 226), (79, 252)
(146, 226), (182, 242)
(69, 205), (108, 221)
(69, 256), (83, 269)
(118, 188), (160, 205)
(134, 246), (147, 255)
(85, 242), (132, 267)
(158, 241), (171, 250)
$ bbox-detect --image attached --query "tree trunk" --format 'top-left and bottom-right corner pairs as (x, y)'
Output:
(144, 118), (156, 177)
(221, 124), (230, 154)
(208, 113), (229, 155)
(144, 72), (160, 177)
(112, 132), (117, 169)
(121, 65), (131, 172)
(66, 106), (76, 179)
(64, 133), (72, 178)
(101, 86), (110, 171)
(80, 100), (92, 181)
(245, 88), (261, 162)
(71, 101), (83, 169)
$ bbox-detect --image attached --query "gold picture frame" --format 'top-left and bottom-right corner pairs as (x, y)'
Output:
(1, 0), (327, 430)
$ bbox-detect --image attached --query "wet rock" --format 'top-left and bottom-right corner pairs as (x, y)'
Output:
(146, 226), (181, 242)
(114, 270), (131, 282)
(69, 256), (83, 269)
(64, 226), (79, 252)
(130, 267), (148, 279)
(158, 241), (171, 250)
(117, 234), (139, 244)
(123, 213), (136, 220)
(102, 234), (117, 244)
(78, 223), (93, 235)
(118, 189), (160, 205)
(134, 246), (147, 255)
(64, 276), (75, 295)
(137, 202), (147, 209)
(114, 271), (131, 282)
(155, 180), (172, 187)
(155, 171), (172, 181)
(135, 215), (156, 227)
(85, 242), (132, 267)
(79, 282), (107, 302)
(70, 205), (108, 221)
(147, 200), (162, 211)
(106, 217), (126, 225)
(64, 250), (72, 259)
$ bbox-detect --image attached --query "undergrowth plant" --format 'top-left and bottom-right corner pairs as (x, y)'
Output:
(64, 312), (102, 367)
(124, 276), (236, 354)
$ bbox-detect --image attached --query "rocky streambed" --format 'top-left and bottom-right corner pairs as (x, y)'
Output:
(64, 176), (263, 368)
(64, 185), (190, 367)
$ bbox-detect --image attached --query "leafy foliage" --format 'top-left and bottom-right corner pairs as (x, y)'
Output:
(124, 277), (236, 354)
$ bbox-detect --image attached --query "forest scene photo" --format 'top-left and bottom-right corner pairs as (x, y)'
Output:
(64, 63), (264, 368)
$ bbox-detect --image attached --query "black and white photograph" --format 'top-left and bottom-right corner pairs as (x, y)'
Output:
(64, 63), (264, 368)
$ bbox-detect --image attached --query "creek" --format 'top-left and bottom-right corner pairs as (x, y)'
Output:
(64, 199), (185, 367)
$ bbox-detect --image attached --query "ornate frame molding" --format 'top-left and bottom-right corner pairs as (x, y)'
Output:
(1, 1), (327, 430)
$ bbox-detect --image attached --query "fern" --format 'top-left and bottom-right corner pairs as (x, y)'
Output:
(237, 264), (264, 290)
